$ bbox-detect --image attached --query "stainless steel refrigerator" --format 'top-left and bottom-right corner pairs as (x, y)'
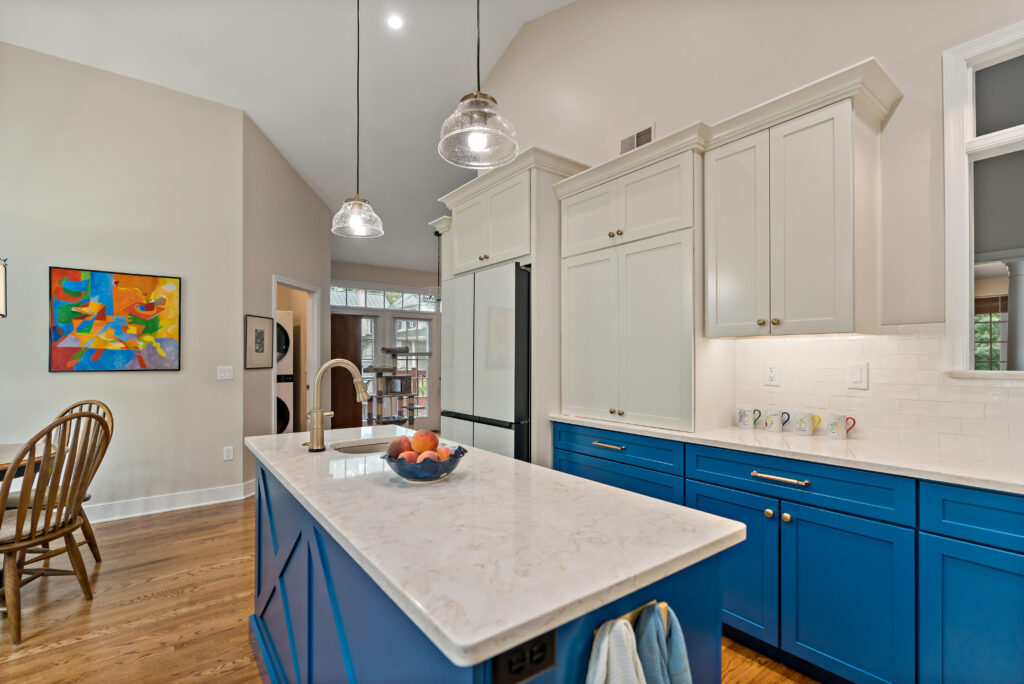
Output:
(440, 262), (530, 461)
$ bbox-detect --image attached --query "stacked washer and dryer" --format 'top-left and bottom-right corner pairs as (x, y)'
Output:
(275, 310), (295, 434)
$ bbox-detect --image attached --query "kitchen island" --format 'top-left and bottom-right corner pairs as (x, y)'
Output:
(245, 426), (745, 683)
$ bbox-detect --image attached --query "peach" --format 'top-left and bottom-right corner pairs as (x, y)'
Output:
(410, 429), (439, 454)
(387, 436), (413, 459)
(417, 451), (439, 463)
(435, 447), (453, 462)
(398, 450), (420, 463)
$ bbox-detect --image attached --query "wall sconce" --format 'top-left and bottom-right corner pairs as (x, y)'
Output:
(0, 258), (6, 318)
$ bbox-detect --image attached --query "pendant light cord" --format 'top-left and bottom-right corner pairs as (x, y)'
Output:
(476, 0), (481, 92)
(356, 0), (361, 195)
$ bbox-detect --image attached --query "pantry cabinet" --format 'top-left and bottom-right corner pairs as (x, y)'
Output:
(561, 231), (694, 431)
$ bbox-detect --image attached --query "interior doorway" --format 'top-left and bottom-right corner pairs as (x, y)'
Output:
(272, 277), (321, 435)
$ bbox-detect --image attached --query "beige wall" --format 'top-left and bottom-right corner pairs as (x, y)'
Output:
(331, 260), (436, 291)
(487, 0), (1024, 324)
(242, 115), (332, 481)
(0, 42), (244, 506)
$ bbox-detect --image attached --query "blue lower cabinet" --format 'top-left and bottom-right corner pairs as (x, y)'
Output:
(919, 532), (1024, 684)
(554, 448), (685, 505)
(780, 502), (915, 684)
(685, 480), (780, 646)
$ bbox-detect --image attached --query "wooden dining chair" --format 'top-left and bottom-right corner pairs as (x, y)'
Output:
(0, 411), (110, 644)
(5, 400), (113, 564)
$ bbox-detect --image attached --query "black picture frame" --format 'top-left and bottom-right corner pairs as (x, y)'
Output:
(245, 314), (275, 369)
(48, 266), (182, 373)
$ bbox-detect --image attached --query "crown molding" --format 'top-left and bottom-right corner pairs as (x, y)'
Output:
(429, 215), (452, 234)
(439, 147), (588, 210)
(707, 58), (903, 150)
(554, 122), (711, 199)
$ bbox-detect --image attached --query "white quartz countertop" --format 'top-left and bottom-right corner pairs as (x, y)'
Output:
(245, 426), (745, 667)
(551, 415), (1024, 496)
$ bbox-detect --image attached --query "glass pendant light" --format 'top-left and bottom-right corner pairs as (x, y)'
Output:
(438, 0), (519, 169)
(332, 0), (383, 238)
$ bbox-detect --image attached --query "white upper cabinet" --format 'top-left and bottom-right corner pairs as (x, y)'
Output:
(769, 100), (854, 334)
(703, 60), (903, 336)
(561, 151), (694, 258)
(451, 197), (490, 274)
(705, 131), (771, 337)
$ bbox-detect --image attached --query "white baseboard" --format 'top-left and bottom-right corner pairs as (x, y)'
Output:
(84, 479), (256, 524)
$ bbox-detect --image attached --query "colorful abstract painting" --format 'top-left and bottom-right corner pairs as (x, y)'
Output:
(49, 267), (181, 372)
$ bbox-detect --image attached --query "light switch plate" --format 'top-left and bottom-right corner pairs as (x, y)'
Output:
(223, 446), (234, 461)
(763, 362), (781, 387)
(216, 365), (234, 380)
(848, 361), (869, 390)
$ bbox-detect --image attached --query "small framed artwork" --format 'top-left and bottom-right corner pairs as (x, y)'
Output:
(49, 266), (181, 372)
(245, 315), (275, 369)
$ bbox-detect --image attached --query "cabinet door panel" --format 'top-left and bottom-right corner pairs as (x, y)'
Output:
(769, 99), (853, 334)
(618, 152), (693, 242)
(440, 274), (474, 415)
(451, 198), (488, 275)
(618, 232), (693, 431)
(562, 181), (618, 258)
(781, 502), (915, 684)
(704, 132), (771, 337)
(555, 450), (685, 505)
(686, 481), (779, 646)
(487, 171), (531, 264)
(919, 532), (1024, 684)
(473, 264), (516, 422)
(561, 249), (619, 421)
(473, 423), (515, 459)
(440, 416), (474, 447)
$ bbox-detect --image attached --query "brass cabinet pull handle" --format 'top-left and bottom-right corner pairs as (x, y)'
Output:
(616, 229), (623, 235)
(782, 513), (792, 522)
(751, 470), (809, 486)
(608, 232), (615, 238)
(764, 509), (774, 518)
(592, 441), (625, 451)
(757, 318), (766, 326)
(771, 317), (781, 325)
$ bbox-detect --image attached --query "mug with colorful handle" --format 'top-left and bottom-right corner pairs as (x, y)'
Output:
(764, 410), (791, 433)
(738, 406), (761, 429)
(794, 412), (821, 436)
(827, 414), (857, 440)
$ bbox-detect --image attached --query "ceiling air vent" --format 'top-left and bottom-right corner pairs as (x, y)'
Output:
(620, 124), (655, 154)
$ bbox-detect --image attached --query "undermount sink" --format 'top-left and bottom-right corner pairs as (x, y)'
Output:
(330, 441), (389, 455)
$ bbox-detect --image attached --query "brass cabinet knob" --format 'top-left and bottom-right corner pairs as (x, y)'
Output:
(782, 512), (792, 522)
(764, 509), (774, 518)
(483, 254), (490, 260)
(609, 408), (616, 414)
(757, 318), (766, 326)
(478, 255), (485, 261)
(617, 409), (624, 416)
(616, 229), (624, 236)
(771, 317), (781, 325)
(608, 232), (615, 238)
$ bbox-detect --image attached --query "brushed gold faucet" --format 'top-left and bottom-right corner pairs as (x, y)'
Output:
(307, 358), (370, 452)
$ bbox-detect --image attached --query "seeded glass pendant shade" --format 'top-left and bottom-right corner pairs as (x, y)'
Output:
(438, 0), (518, 169)
(332, 0), (383, 238)
(332, 196), (383, 238)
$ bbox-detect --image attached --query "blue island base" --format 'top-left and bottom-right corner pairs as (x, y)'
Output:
(251, 465), (724, 684)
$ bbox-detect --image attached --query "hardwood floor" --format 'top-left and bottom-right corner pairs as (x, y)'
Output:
(0, 498), (815, 683)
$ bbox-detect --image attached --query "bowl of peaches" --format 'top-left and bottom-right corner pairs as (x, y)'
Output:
(382, 430), (466, 483)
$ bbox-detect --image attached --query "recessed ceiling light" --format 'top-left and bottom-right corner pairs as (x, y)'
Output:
(387, 14), (404, 30)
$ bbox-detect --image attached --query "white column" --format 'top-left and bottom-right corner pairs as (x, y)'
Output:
(1005, 258), (1024, 371)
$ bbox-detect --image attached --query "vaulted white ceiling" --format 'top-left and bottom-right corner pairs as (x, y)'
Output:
(0, 0), (574, 271)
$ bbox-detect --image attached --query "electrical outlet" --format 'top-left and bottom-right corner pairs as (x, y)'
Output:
(216, 365), (234, 380)
(492, 630), (556, 684)
(848, 361), (869, 390)
(223, 446), (234, 461)
(763, 362), (781, 387)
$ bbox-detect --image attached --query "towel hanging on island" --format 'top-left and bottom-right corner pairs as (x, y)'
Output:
(585, 618), (647, 684)
(635, 602), (692, 684)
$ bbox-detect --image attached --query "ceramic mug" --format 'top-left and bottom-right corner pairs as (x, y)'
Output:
(738, 407), (761, 429)
(764, 410), (790, 433)
(827, 414), (857, 440)
(794, 412), (821, 436)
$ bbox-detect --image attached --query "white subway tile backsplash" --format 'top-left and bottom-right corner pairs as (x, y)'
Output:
(733, 324), (1024, 460)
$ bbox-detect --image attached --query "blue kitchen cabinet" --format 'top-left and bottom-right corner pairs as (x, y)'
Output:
(780, 502), (916, 684)
(918, 532), (1024, 683)
(553, 448), (685, 505)
(685, 480), (780, 646)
